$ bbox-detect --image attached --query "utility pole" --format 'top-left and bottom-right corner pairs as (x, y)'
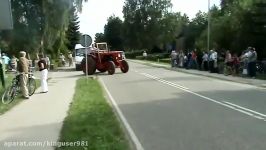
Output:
(207, 0), (210, 51)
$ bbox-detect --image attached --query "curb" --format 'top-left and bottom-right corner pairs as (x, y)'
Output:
(99, 77), (144, 150)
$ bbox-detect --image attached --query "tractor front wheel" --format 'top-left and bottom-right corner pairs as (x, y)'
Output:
(107, 61), (115, 75)
(81, 56), (96, 75)
(120, 60), (129, 73)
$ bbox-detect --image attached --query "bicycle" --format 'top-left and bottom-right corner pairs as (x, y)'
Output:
(1, 68), (36, 104)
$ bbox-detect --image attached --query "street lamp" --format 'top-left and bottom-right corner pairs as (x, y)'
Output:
(207, 0), (210, 51)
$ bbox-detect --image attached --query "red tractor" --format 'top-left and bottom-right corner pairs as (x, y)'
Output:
(81, 43), (129, 75)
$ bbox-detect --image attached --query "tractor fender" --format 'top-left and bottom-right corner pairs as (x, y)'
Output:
(106, 56), (113, 61)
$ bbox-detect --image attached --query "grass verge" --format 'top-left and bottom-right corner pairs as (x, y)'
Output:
(56, 78), (129, 150)
(0, 73), (40, 115)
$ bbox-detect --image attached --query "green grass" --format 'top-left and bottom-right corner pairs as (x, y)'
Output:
(257, 74), (266, 80)
(56, 78), (130, 150)
(0, 74), (19, 115)
(0, 73), (40, 115)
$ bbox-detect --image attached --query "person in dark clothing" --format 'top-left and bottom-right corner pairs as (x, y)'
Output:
(247, 47), (257, 78)
(197, 51), (203, 70)
(208, 50), (214, 73)
(186, 52), (192, 69)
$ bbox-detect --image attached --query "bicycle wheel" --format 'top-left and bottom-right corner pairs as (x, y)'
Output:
(28, 78), (36, 96)
(2, 86), (16, 104)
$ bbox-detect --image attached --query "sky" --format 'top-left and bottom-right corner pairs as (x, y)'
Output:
(78, 0), (221, 40)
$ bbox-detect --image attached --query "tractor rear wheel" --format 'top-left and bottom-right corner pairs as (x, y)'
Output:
(107, 61), (115, 75)
(120, 60), (129, 73)
(81, 56), (96, 75)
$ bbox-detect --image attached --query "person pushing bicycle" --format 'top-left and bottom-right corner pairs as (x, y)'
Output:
(17, 51), (29, 99)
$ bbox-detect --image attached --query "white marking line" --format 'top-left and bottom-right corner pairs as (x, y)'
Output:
(99, 78), (144, 150)
(141, 73), (189, 90)
(223, 101), (266, 118)
(132, 70), (139, 73)
(141, 73), (266, 122)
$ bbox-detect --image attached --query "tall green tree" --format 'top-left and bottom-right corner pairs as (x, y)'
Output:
(66, 7), (81, 51)
(123, 0), (172, 50)
(2, 0), (45, 54)
(94, 33), (106, 43)
(185, 11), (208, 50)
(104, 15), (124, 50)
(0, 0), (87, 58)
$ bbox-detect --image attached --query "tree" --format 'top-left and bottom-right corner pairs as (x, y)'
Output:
(185, 11), (208, 50)
(104, 15), (124, 50)
(1, 0), (45, 55)
(66, 7), (81, 51)
(94, 33), (105, 43)
(123, 0), (173, 50)
(0, 0), (88, 58)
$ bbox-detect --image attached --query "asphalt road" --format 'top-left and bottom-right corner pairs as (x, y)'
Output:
(100, 62), (266, 150)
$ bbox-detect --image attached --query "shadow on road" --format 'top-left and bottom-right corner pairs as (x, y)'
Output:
(117, 88), (266, 150)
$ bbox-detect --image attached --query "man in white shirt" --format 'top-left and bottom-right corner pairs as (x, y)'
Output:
(143, 51), (147, 60)
(170, 50), (177, 67)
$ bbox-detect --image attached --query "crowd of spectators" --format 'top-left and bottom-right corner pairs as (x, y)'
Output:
(170, 47), (263, 78)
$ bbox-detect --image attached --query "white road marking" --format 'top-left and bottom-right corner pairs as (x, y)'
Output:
(131, 60), (266, 90)
(140, 73), (266, 122)
(99, 78), (144, 150)
(223, 101), (266, 118)
(141, 73), (189, 90)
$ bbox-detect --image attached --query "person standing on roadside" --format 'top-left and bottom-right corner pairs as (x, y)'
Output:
(143, 51), (147, 60)
(2, 53), (10, 71)
(59, 53), (65, 66)
(38, 54), (48, 93)
(224, 50), (232, 75)
(213, 50), (218, 73)
(170, 50), (177, 67)
(209, 50), (214, 72)
(247, 47), (257, 78)
(44, 54), (50, 70)
(10, 55), (18, 71)
(202, 52), (209, 71)
(68, 52), (73, 67)
(17, 51), (29, 99)
(179, 50), (184, 68)
(232, 53), (240, 75)
(190, 50), (198, 69)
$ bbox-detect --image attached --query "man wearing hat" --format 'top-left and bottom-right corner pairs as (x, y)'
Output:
(17, 51), (29, 99)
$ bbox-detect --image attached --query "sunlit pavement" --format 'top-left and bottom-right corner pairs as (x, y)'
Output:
(0, 66), (82, 150)
(100, 61), (266, 150)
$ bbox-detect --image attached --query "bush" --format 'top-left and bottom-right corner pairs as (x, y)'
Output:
(146, 53), (169, 61)
(160, 58), (170, 64)
(50, 59), (60, 68)
(125, 49), (150, 59)
(134, 52), (170, 61)
(136, 56), (145, 60)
